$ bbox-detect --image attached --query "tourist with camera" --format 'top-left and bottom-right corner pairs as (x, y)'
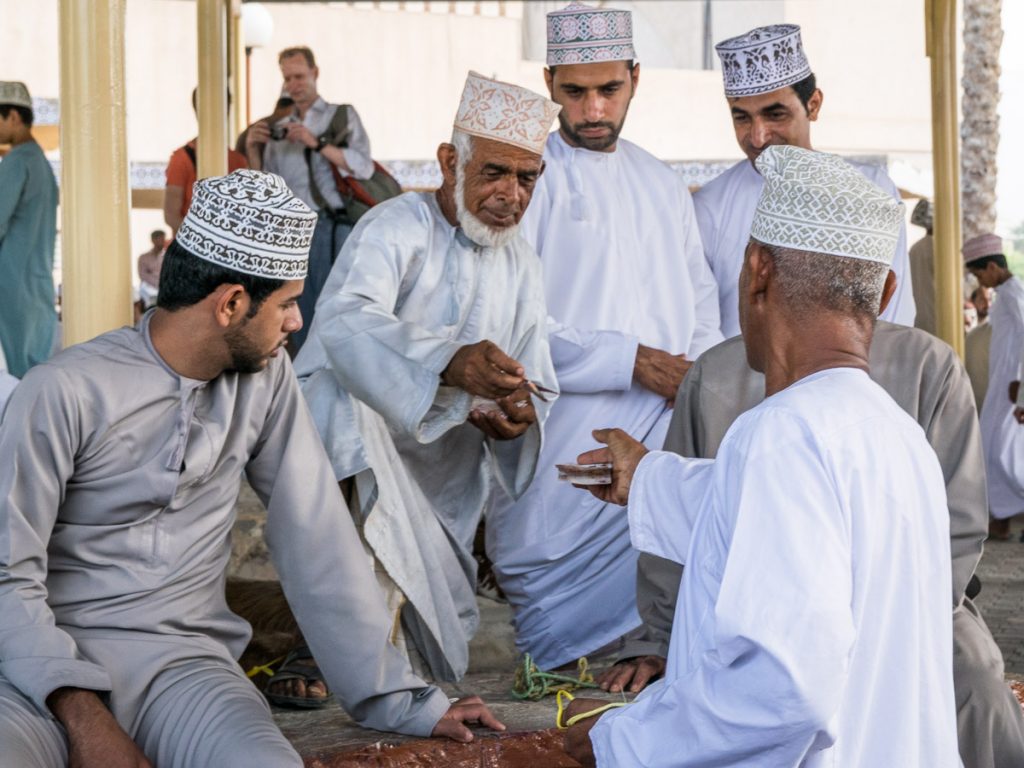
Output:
(245, 46), (374, 353)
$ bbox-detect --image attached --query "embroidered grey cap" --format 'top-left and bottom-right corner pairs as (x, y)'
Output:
(0, 81), (32, 110)
(751, 145), (903, 265)
(715, 24), (812, 98)
(546, 2), (635, 66)
(911, 198), (934, 231)
(175, 170), (317, 280)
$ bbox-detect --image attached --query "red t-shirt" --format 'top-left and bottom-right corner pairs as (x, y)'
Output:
(165, 141), (249, 217)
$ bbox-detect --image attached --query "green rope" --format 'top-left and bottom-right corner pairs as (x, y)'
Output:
(511, 653), (600, 701)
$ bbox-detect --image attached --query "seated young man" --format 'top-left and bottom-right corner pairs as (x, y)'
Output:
(0, 170), (501, 768)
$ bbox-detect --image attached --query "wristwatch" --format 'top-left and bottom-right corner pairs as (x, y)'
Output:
(316, 136), (330, 153)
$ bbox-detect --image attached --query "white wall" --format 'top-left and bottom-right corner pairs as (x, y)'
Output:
(0, 0), (939, 258)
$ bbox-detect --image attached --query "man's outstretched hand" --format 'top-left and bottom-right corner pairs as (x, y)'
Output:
(431, 695), (506, 743)
(443, 341), (526, 399)
(596, 655), (667, 694)
(576, 428), (649, 505)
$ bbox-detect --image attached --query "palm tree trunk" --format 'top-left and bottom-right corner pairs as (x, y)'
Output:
(961, 0), (1003, 240)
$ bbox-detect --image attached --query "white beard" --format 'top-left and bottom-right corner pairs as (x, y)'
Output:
(454, 162), (520, 250)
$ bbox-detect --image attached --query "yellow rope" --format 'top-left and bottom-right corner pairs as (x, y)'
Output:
(245, 655), (285, 679)
(555, 690), (629, 730)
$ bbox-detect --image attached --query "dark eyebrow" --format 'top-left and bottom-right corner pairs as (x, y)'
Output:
(559, 79), (625, 91)
(759, 102), (791, 114)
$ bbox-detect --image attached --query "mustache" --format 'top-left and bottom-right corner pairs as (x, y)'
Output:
(572, 121), (616, 132)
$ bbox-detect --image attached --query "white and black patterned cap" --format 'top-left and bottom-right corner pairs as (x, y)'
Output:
(0, 81), (32, 110)
(176, 170), (316, 280)
(752, 146), (903, 265)
(715, 24), (811, 98)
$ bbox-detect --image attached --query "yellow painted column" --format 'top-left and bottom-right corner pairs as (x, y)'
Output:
(58, 0), (133, 346)
(926, 0), (964, 357)
(229, 0), (247, 143)
(197, 0), (228, 179)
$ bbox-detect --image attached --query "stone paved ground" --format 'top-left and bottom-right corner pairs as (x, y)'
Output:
(229, 484), (590, 761)
(973, 517), (1024, 675)
(234, 485), (1024, 760)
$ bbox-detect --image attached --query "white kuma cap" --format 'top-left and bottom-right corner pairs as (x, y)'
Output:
(752, 146), (903, 265)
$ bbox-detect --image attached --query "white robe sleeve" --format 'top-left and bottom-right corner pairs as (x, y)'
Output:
(545, 318), (639, 394)
(591, 413), (855, 766)
(519, 170), (641, 395)
(0, 366), (114, 713)
(875, 173), (916, 327)
(627, 451), (714, 565)
(248, 355), (450, 736)
(488, 269), (557, 499)
(314, 228), (470, 443)
(679, 184), (724, 357)
(1013, 293), (1024, 410)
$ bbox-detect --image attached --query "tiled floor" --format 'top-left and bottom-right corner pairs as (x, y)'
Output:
(973, 519), (1024, 675)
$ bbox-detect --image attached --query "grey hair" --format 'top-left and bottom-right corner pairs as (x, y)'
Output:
(756, 240), (889, 319)
(451, 130), (474, 171)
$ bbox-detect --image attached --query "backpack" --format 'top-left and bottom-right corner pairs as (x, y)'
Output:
(305, 104), (401, 225)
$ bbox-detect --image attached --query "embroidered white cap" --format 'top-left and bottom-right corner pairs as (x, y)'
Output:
(453, 71), (561, 156)
(751, 145), (903, 265)
(962, 234), (1004, 266)
(175, 170), (317, 280)
(546, 2), (635, 66)
(715, 24), (812, 98)
(0, 81), (32, 110)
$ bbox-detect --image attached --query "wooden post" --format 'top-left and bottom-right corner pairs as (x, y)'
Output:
(230, 0), (247, 145)
(58, 0), (133, 345)
(197, 0), (229, 179)
(926, 0), (964, 357)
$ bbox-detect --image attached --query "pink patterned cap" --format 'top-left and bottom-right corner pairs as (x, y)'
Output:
(547, 2), (635, 66)
(962, 234), (1004, 265)
(453, 71), (561, 156)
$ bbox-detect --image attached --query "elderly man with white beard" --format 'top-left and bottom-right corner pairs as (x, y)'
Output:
(294, 72), (560, 686)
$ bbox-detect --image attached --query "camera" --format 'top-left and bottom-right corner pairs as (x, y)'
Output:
(270, 115), (299, 141)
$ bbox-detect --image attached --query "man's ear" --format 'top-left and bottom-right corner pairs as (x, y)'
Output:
(746, 241), (773, 299)
(878, 269), (897, 316)
(543, 67), (555, 98)
(212, 283), (249, 328)
(437, 142), (458, 187)
(807, 88), (823, 121)
(630, 62), (640, 94)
